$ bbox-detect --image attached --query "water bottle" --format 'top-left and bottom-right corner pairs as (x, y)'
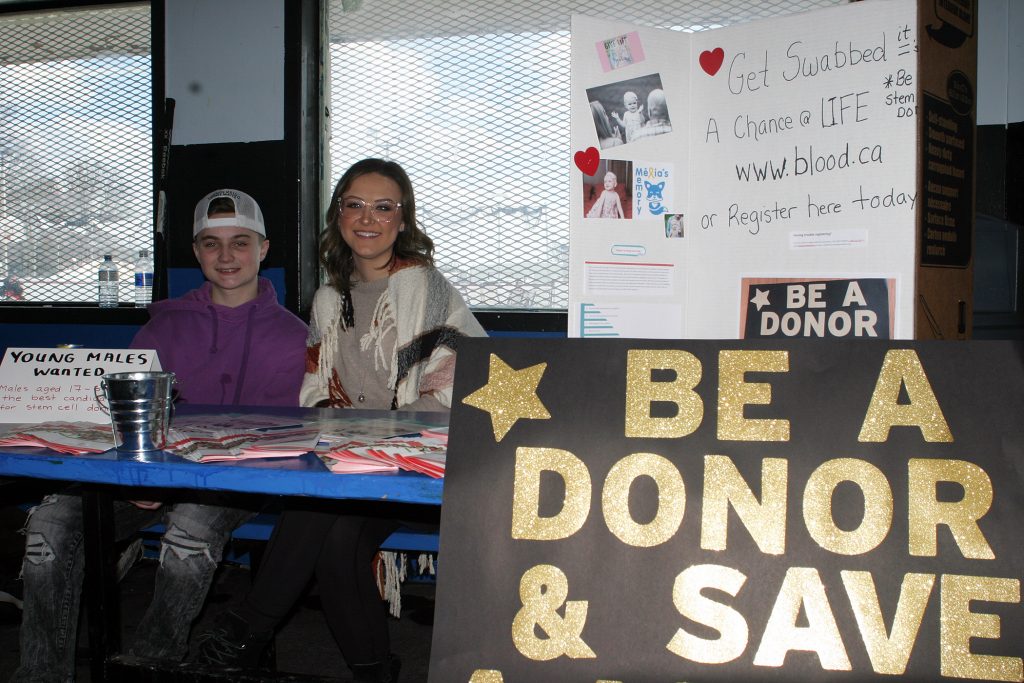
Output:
(98, 254), (119, 308)
(134, 249), (154, 307)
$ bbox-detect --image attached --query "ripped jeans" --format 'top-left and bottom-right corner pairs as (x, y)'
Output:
(10, 488), (255, 683)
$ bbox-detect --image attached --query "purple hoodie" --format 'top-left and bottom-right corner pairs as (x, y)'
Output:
(130, 277), (307, 407)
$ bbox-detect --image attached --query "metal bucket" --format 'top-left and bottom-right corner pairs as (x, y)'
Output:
(100, 371), (176, 452)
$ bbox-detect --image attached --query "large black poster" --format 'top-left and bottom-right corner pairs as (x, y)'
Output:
(430, 339), (1024, 682)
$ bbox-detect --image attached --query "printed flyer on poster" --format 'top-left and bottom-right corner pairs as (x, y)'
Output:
(569, 0), (920, 339)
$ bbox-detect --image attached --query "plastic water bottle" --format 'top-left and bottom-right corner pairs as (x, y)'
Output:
(98, 254), (119, 308)
(134, 249), (153, 307)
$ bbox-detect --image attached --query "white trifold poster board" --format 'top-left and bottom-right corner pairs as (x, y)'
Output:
(569, 0), (917, 339)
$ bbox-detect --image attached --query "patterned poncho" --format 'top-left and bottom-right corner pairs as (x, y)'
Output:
(300, 262), (486, 409)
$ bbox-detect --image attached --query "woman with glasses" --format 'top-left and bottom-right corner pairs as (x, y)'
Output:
(195, 158), (485, 682)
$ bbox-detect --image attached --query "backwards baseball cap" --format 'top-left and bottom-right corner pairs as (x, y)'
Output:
(192, 189), (266, 238)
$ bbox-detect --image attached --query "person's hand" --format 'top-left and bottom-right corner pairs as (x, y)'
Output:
(129, 500), (163, 510)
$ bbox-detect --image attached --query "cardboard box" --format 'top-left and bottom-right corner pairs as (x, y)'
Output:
(916, 0), (977, 339)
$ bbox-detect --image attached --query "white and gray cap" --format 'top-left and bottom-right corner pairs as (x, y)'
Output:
(192, 189), (266, 238)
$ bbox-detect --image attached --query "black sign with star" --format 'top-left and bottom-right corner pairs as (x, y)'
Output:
(428, 338), (1024, 683)
(742, 278), (893, 340)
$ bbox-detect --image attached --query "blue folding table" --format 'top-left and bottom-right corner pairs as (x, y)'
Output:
(0, 405), (446, 682)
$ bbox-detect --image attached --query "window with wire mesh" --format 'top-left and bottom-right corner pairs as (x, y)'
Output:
(0, 4), (151, 304)
(325, 0), (839, 310)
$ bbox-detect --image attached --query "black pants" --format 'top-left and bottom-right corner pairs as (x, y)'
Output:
(240, 508), (399, 666)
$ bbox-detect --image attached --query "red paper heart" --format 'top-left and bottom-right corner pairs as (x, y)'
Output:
(700, 47), (725, 76)
(574, 146), (600, 176)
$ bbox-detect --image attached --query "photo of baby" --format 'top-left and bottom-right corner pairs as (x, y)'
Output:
(586, 74), (673, 146)
(665, 214), (684, 238)
(613, 91), (646, 143)
(583, 159), (633, 220)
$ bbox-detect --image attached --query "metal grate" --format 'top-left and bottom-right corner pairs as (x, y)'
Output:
(0, 4), (151, 303)
(325, 0), (840, 310)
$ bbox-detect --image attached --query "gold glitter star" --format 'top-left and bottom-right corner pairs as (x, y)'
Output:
(462, 353), (551, 442)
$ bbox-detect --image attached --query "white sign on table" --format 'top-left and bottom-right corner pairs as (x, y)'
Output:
(0, 348), (161, 424)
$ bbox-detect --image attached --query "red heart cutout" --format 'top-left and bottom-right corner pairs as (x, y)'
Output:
(574, 146), (600, 176)
(700, 47), (725, 76)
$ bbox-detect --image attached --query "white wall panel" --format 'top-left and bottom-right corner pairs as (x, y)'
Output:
(165, 0), (283, 144)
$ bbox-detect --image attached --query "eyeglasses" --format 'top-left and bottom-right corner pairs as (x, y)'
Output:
(339, 197), (403, 223)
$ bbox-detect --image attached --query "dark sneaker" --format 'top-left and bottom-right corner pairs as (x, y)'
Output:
(193, 609), (272, 669)
(351, 654), (401, 682)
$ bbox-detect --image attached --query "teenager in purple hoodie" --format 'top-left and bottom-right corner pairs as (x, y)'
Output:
(131, 192), (306, 407)
(11, 189), (307, 683)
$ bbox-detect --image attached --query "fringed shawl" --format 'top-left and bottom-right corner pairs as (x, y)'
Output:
(300, 263), (485, 409)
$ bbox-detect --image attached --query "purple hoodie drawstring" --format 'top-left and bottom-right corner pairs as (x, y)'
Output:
(207, 304), (226, 402)
(231, 305), (257, 405)
(207, 305), (220, 353)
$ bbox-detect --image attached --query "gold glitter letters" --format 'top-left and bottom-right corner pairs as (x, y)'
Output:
(624, 349), (703, 438)
(512, 447), (591, 541)
(480, 345), (1018, 681)
(468, 671), (504, 682)
(803, 458), (893, 555)
(717, 350), (791, 442)
(511, 564), (597, 661)
(701, 455), (788, 554)
(840, 570), (935, 674)
(939, 575), (1022, 681)
(858, 349), (953, 443)
(753, 566), (852, 670)
(908, 459), (995, 559)
(668, 563), (749, 664)
(602, 452), (686, 547)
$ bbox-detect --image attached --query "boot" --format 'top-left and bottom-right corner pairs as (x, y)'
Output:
(350, 653), (401, 682)
(193, 609), (273, 669)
